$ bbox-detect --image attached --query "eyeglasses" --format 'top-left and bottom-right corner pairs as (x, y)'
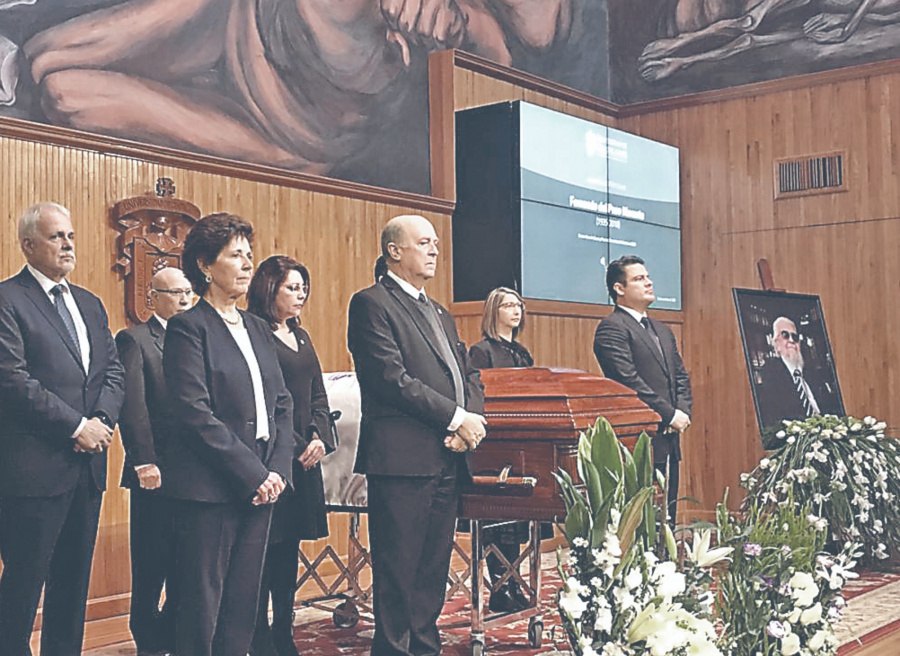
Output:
(779, 329), (800, 343)
(499, 302), (524, 310)
(153, 288), (194, 298)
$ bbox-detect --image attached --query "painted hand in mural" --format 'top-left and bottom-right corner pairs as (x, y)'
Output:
(381, 0), (467, 65)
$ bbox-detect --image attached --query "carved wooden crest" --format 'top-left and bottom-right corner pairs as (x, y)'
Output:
(114, 178), (200, 325)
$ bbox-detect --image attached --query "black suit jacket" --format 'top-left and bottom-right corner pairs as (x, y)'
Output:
(593, 306), (692, 462)
(755, 357), (842, 430)
(162, 299), (294, 503)
(0, 267), (125, 496)
(116, 316), (178, 489)
(347, 276), (484, 478)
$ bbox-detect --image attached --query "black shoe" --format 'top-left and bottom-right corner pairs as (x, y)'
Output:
(249, 626), (279, 656)
(271, 630), (300, 656)
(488, 587), (520, 614)
(508, 582), (531, 610)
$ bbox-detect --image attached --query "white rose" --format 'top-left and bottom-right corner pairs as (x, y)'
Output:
(800, 602), (823, 625)
(808, 629), (829, 651)
(781, 632), (801, 655)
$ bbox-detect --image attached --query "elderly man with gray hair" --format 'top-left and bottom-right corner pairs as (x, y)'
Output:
(0, 201), (124, 656)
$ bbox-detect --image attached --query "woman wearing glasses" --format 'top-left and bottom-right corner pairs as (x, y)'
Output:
(468, 287), (534, 613)
(247, 256), (335, 656)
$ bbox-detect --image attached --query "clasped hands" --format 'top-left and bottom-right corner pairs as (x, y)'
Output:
(253, 471), (286, 506)
(73, 417), (113, 454)
(444, 411), (487, 453)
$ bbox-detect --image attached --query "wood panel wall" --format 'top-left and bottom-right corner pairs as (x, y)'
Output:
(619, 71), (900, 519)
(0, 134), (453, 648)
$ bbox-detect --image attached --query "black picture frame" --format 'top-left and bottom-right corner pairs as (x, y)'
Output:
(732, 288), (845, 448)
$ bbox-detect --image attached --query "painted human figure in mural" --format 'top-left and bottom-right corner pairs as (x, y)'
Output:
(9, 0), (572, 180)
(639, 0), (900, 82)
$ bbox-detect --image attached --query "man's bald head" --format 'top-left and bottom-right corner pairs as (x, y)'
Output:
(380, 215), (439, 288)
(150, 267), (193, 321)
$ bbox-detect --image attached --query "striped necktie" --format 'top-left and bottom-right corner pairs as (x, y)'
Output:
(792, 369), (814, 417)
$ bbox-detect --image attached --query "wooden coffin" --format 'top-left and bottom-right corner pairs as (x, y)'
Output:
(459, 367), (660, 522)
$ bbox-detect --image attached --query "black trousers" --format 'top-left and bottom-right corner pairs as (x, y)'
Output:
(0, 465), (102, 656)
(128, 488), (177, 653)
(655, 456), (680, 528)
(172, 499), (273, 656)
(367, 465), (459, 656)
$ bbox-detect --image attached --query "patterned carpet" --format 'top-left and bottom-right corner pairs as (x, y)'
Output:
(86, 553), (900, 656)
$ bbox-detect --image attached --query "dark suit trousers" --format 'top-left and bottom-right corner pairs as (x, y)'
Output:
(367, 464), (459, 656)
(128, 488), (177, 653)
(172, 499), (272, 656)
(0, 465), (102, 656)
(654, 432), (680, 527)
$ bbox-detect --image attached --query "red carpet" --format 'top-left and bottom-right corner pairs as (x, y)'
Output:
(86, 553), (900, 655)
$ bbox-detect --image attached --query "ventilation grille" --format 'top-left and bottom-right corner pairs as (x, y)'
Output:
(775, 151), (847, 199)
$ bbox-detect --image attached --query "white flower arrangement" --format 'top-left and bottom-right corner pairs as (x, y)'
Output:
(715, 494), (861, 656)
(555, 419), (725, 656)
(745, 414), (900, 563)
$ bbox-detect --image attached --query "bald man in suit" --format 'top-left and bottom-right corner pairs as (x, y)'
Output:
(116, 267), (193, 656)
(348, 215), (485, 656)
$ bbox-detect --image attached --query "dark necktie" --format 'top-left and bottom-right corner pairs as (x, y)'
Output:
(640, 316), (663, 355)
(51, 284), (81, 355)
(792, 369), (814, 417)
(418, 293), (465, 406)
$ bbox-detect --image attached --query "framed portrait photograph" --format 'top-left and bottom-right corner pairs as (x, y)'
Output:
(732, 289), (844, 448)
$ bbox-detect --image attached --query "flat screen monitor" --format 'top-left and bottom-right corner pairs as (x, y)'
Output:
(454, 101), (682, 310)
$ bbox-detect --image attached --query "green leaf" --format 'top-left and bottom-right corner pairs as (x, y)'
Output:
(662, 523), (677, 561)
(582, 459), (604, 518)
(618, 486), (654, 552)
(565, 501), (590, 543)
(590, 417), (623, 499)
(633, 431), (653, 488)
(623, 447), (639, 499)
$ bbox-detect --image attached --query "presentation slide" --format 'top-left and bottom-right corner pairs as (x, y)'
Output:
(607, 128), (681, 228)
(519, 103), (609, 211)
(520, 201), (682, 310)
(521, 201), (608, 305)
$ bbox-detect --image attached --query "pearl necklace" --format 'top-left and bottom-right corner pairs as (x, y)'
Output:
(215, 308), (241, 326)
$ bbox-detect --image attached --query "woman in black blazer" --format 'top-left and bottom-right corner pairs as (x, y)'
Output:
(163, 214), (294, 656)
(247, 256), (336, 656)
(468, 287), (534, 613)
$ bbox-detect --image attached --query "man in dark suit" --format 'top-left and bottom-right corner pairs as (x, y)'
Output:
(755, 316), (842, 432)
(115, 267), (193, 656)
(348, 215), (485, 656)
(0, 202), (125, 656)
(593, 255), (692, 525)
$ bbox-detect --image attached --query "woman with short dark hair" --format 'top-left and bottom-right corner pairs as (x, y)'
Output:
(163, 213), (295, 656)
(247, 255), (335, 656)
(468, 287), (534, 613)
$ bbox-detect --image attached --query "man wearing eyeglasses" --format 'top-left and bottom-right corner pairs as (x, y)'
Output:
(756, 316), (840, 431)
(115, 267), (193, 656)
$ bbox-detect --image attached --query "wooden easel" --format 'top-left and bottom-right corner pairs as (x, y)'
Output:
(757, 258), (784, 292)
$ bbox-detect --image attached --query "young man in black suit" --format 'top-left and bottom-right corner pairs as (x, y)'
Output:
(115, 267), (193, 656)
(348, 214), (486, 656)
(593, 255), (692, 525)
(0, 202), (125, 656)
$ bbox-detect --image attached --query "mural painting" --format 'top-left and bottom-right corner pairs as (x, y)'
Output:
(0, 0), (608, 194)
(612, 0), (900, 103)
